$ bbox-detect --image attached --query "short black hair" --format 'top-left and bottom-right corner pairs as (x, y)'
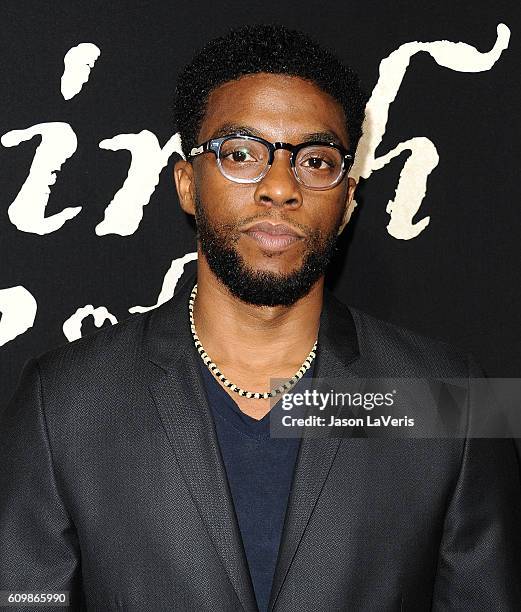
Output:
(173, 24), (367, 157)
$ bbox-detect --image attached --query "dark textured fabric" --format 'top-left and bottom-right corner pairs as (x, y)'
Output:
(1, 270), (520, 611)
(199, 360), (312, 612)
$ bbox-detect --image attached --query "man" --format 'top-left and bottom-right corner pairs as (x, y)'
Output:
(0, 24), (520, 612)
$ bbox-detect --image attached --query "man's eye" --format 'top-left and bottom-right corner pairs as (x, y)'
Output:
(301, 156), (332, 170)
(223, 149), (256, 162)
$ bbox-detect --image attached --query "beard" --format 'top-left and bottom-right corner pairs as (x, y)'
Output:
(194, 195), (342, 307)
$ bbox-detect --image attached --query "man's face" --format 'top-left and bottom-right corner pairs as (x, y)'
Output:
(175, 73), (356, 306)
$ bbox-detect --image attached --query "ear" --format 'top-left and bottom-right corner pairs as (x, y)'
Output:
(337, 177), (357, 236)
(174, 159), (196, 216)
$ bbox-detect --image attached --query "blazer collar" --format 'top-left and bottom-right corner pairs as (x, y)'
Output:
(144, 271), (361, 612)
(144, 269), (360, 374)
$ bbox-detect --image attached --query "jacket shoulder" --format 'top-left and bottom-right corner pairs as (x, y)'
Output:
(37, 309), (149, 382)
(347, 305), (471, 377)
(36, 271), (196, 383)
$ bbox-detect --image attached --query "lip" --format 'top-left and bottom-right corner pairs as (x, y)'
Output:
(241, 221), (305, 253)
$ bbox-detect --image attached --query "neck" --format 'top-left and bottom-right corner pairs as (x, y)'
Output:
(193, 255), (323, 374)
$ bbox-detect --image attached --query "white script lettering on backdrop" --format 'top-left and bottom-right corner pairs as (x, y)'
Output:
(61, 42), (101, 101)
(348, 23), (510, 239)
(0, 24), (511, 346)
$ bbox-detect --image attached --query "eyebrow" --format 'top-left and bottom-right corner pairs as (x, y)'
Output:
(209, 124), (348, 149)
(210, 123), (263, 139)
(302, 131), (346, 148)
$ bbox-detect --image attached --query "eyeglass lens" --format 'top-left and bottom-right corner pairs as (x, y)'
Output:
(218, 138), (345, 188)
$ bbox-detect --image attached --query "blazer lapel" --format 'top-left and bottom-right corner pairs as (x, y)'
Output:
(145, 272), (258, 612)
(268, 287), (362, 612)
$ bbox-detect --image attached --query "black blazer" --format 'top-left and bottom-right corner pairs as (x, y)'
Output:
(1, 272), (520, 611)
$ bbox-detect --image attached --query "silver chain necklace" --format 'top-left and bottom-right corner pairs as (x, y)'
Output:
(189, 283), (317, 399)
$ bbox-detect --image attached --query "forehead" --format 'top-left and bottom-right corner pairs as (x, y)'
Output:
(198, 73), (349, 147)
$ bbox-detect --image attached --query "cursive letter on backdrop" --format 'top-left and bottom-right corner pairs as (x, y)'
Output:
(96, 131), (185, 236)
(347, 23), (510, 240)
(1, 122), (82, 234)
(0, 286), (37, 346)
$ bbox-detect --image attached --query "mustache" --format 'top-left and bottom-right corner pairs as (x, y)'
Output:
(220, 212), (315, 240)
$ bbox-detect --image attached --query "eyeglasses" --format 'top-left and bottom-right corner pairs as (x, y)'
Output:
(188, 133), (354, 191)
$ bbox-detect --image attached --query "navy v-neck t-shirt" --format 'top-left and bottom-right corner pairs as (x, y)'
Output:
(198, 359), (314, 612)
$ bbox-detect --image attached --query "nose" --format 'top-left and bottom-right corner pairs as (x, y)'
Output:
(253, 150), (303, 209)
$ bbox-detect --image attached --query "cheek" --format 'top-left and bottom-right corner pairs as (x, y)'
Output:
(194, 163), (220, 203)
(196, 170), (257, 219)
(307, 194), (346, 233)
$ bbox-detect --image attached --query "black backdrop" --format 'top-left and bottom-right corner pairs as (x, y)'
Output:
(1, 0), (520, 404)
